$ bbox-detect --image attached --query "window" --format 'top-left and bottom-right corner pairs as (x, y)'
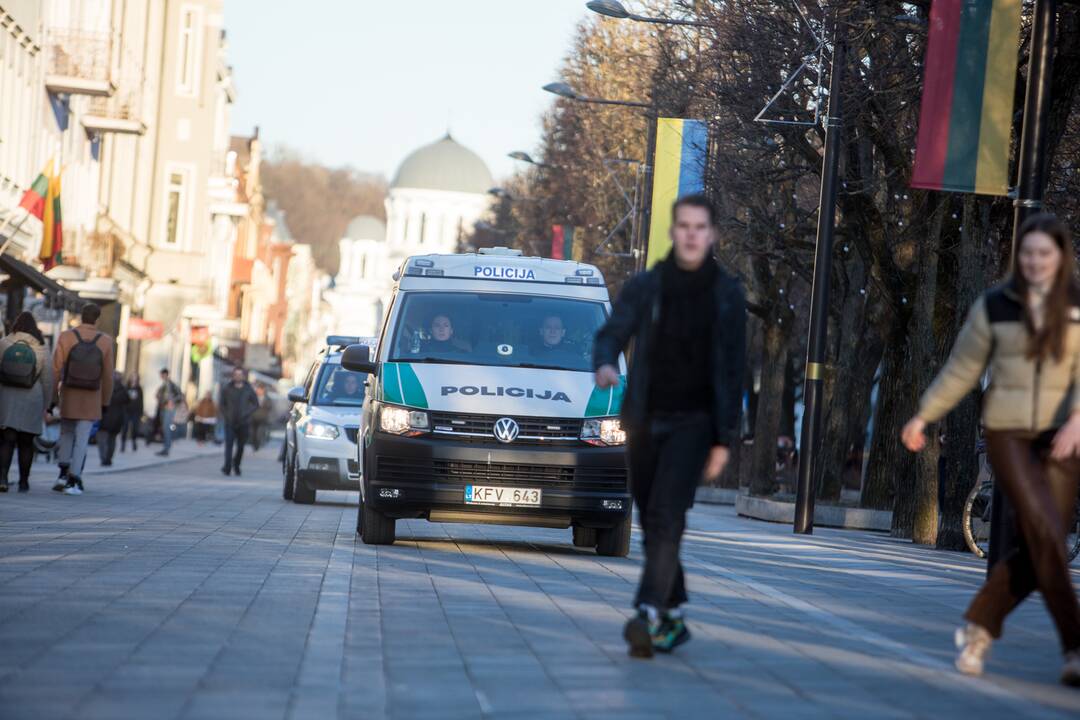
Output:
(176, 5), (203, 96)
(312, 364), (367, 407)
(163, 168), (190, 246)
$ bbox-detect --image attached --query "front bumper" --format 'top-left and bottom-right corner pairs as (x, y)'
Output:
(364, 433), (630, 529)
(296, 429), (360, 491)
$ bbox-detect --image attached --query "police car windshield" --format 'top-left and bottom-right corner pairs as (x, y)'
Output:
(312, 365), (367, 407)
(389, 292), (606, 372)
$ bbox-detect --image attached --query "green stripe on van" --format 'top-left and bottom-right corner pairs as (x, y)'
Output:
(382, 363), (404, 404)
(398, 363), (429, 408)
(584, 376), (625, 417)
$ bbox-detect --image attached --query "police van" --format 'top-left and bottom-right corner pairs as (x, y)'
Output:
(341, 248), (631, 556)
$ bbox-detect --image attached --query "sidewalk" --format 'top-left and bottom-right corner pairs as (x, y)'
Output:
(26, 437), (223, 486)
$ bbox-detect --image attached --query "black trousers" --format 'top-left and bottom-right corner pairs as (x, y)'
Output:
(120, 415), (139, 451)
(966, 430), (1080, 652)
(0, 428), (34, 483)
(627, 412), (713, 612)
(224, 424), (248, 471)
(97, 430), (118, 464)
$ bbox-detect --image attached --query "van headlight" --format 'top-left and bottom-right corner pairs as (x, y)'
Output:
(380, 405), (430, 435)
(581, 417), (625, 446)
(303, 419), (340, 440)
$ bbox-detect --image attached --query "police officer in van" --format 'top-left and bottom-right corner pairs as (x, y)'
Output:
(594, 194), (746, 658)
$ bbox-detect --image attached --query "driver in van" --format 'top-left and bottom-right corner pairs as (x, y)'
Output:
(418, 314), (470, 355)
(536, 315), (575, 358)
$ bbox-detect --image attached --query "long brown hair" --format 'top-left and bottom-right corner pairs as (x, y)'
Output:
(10, 311), (44, 344)
(1011, 213), (1077, 363)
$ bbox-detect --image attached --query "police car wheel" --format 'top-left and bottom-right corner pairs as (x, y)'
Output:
(359, 500), (396, 545)
(293, 469), (316, 505)
(595, 516), (631, 557)
(572, 526), (597, 548)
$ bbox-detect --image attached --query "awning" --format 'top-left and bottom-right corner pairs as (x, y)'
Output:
(0, 252), (84, 311)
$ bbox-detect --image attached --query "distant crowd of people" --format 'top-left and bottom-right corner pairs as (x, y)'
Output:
(0, 303), (275, 492)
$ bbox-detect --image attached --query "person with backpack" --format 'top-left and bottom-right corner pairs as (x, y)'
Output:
(0, 312), (53, 492)
(97, 371), (128, 467)
(51, 303), (115, 495)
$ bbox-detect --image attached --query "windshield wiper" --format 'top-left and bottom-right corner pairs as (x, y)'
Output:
(398, 356), (475, 365)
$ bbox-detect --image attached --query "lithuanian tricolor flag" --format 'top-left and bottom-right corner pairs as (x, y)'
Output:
(19, 161), (63, 269)
(911, 0), (1021, 196)
(646, 118), (708, 268)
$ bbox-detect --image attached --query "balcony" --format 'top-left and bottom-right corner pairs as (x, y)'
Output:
(45, 30), (114, 97)
(83, 90), (145, 135)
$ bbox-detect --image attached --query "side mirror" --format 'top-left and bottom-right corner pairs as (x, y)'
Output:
(341, 344), (377, 375)
(287, 386), (307, 404)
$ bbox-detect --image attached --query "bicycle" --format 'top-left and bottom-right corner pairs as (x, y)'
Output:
(962, 439), (1080, 562)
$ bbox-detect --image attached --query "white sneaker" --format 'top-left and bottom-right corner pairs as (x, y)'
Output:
(1062, 651), (1080, 687)
(955, 623), (993, 676)
(63, 484), (83, 496)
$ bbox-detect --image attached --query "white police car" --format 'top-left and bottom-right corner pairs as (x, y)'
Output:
(283, 336), (375, 504)
(341, 248), (631, 555)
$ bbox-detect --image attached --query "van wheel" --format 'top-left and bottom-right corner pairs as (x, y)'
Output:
(293, 467), (316, 505)
(282, 449), (295, 501)
(572, 526), (597, 548)
(596, 516), (631, 557)
(359, 500), (396, 545)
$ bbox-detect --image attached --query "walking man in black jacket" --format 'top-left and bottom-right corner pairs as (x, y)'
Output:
(219, 367), (259, 476)
(593, 194), (746, 658)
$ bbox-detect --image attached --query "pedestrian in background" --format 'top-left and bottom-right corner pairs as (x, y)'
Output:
(219, 367), (258, 476)
(155, 368), (182, 457)
(96, 370), (127, 467)
(120, 374), (143, 452)
(593, 194), (746, 658)
(52, 303), (114, 495)
(0, 312), (53, 492)
(250, 382), (271, 451)
(193, 392), (217, 444)
(903, 213), (1080, 686)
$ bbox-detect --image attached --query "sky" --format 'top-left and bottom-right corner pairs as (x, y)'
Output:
(223, 0), (593, 182)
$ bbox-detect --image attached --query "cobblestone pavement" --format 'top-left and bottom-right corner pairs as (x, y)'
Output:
(1, 452), (1078, 719)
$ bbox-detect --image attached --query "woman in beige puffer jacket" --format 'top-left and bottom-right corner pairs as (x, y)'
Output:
(903, 213), (1080, 687)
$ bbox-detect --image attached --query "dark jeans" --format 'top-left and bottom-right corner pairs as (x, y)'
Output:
(121, 415), (139, 451)
(966, 430), (1080, 652)
(0, 428), (34, 483)
(97, 430), (118, 465)
(224, 424), (249, 471)
(251, 420), (266, 451)
(627, 412), (713, 612)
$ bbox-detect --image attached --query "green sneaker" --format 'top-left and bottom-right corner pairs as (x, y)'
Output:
(652, 616), (691, 653)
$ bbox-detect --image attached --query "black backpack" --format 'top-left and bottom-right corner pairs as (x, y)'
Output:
(0, 340), (39, 388)
(63, 330), (104, 391)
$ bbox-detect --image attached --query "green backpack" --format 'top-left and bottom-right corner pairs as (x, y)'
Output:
(0, 340), (39, 389)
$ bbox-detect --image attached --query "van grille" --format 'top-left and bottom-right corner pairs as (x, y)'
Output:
(375, 456), (627, 493)
(428, 412), (583, 445)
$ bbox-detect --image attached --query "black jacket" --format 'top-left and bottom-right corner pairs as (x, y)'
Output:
(100, 374), (129, 433)
(593, 262), (747, 446)
(220, 382), (259, 429)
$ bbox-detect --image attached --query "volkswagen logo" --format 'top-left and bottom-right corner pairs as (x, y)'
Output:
(493, 417), (520, 443)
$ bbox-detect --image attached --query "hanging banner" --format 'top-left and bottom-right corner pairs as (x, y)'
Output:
(551, 224), (566, 260)
(127, 318), (163, 340)
(911, 0), (1021, 196)
(646, 118), (708, 268)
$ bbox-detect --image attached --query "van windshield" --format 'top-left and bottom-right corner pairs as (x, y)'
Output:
(389, 292), (606, 372)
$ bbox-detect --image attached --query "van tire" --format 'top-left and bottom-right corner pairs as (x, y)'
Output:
(572, 526), (597, 548)
(293, 469), (316, 505)
(360, 500), (396, 545)
(596, 516), (631, 557)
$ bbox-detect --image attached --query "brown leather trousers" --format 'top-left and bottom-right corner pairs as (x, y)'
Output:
(965, 430), (1080, 652)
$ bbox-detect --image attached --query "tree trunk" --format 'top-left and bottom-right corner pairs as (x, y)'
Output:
(860, 329), (913, 510)
(939, 196), (988, 551)
(749, 319), (788, 496)
(892, 198), (946, 542)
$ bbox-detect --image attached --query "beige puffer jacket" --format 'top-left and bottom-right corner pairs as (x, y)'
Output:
(918, 282), (1080, 431)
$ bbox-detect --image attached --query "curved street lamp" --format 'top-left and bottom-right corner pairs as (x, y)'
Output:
(586, 0), (710, 28)
(542, 80), (651, 110)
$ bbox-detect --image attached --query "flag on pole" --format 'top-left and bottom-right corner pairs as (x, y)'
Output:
(18, 160), (53, 220)
(646, 118), (708, 268)
(911, 0), (1021, 196)
(40, 165), (63, 269)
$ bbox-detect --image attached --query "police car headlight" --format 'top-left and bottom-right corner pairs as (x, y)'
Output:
(581, 417), (625, 446)
(304, 419), (340, 440)
(380, 405), (430, 435)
